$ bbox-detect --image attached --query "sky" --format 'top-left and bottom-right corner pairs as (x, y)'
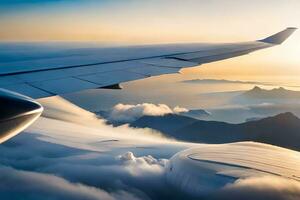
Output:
(0, 0), (299, 76)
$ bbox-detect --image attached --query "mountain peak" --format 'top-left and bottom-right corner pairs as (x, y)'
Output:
(254, 112), (300, 126)
(252, 86), (262, 90)
(272, 112), (299, 120)
(248, 86), (289, 93)
(272, 87), (286, 91)
(241, 86), (300, 99)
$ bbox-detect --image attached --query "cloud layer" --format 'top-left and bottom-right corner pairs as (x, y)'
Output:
(0, 97), (185, 199)
(212, 176), (300, 200)
(1, 97), (300, 200)
(0, 166), (139, 200)
(0, 132), (174, 200)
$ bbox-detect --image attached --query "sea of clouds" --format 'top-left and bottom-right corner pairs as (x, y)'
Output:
(0, 97), (300, 200)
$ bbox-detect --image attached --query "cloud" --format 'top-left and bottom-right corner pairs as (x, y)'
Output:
(3, 132), (300, 200)
(41, 151), (170, 198)
(0, 97), (188, 199)
(108, 103), (188, 123)
(0, 134), (178, 200)
(116, 151), (168, 176)
(173, 106), (189, 113)
(0, 166), (140, 200)
(36, 97), (176, 150)
(39, 96), (100, 125)
(211, 176), (300, 200)
(3, 96), (300, 200)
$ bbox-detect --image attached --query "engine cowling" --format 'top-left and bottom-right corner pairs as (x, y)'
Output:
(0, 89), (43, 143)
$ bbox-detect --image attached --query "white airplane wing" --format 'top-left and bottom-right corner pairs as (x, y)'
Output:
(0, 27), (296, 143)
(0, 27), (296, 99)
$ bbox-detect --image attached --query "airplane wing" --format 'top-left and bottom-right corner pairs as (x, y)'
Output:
(0, 27), (296, 99)
(0, 27), (296, 143)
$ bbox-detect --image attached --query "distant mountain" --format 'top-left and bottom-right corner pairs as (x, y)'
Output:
(241, 86), (300, 99)
(130, 114), (198, 134)
(182, 78), (272, 85)
(130, 112), (300, 151)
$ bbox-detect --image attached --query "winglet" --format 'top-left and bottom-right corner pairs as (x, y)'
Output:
(259, 27), (297, 44)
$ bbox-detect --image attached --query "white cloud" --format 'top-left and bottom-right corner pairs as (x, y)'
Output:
(117, 152), (168, 176)
(0, 166), (140, 200)
(211, 176), (300, 200)
(0, 97), (185, 199)
(7, 96), (300, 200)
(173, 106), (189, 113)
(34, 97), (178, 152)
(118, 151), (167, 166)
(108, 103), (188, 122)
(0, 136), (176, 200)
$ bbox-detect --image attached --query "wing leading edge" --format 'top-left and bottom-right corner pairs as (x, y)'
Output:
(0, 27), (296, 99)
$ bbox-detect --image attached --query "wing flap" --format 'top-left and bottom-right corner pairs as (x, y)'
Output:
(140, 58), (197, 68)
(77, 70), (147, 87)
(30, 77), (99, 95)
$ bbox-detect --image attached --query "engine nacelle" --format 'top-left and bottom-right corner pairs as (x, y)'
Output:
(0, 89), (43, 143)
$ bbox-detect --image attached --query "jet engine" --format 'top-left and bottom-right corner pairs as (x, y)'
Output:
(0, 89), (43, 143)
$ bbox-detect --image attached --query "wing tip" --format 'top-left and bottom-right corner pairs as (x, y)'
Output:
(259, 27), (297, 45)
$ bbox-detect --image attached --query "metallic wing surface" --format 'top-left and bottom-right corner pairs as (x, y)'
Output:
(0, 28), (296, 99)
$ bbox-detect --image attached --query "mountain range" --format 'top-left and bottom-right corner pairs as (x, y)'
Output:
(241, 86), (300, 99)
(182, 78), (271, 85)
(130, 112), (300, 151)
